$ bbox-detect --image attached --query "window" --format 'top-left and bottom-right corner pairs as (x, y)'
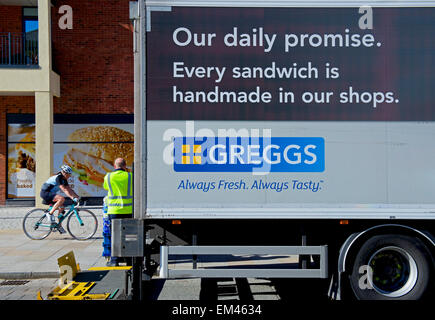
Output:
(23, 7), (38, 36)
(20, 7), (38, 65)
(7, 114), (134, 200)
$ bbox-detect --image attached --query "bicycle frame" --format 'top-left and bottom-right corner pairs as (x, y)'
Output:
(41, 203), (81, 229)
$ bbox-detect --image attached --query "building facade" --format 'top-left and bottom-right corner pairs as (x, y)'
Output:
(0, 0), (134, 206)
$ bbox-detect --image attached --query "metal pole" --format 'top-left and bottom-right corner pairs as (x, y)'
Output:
(132, 0), (147, 221)
(8, 32), (11, 65)
(320, 246), (328, 279)
(133, 0), (147, 212)
(192, 234), (198, 269)
(133, 0), (141, 220)
(131, 257), (143, 300)
(159, 246), (169, 278)
(300, 227), (309, 269)
(140, 0), (147, 221)
(131, 0), (146, 300)
(134, 0), (147, 219)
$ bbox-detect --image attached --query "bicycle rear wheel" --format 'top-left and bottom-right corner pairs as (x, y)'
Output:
(23, 208), (52, 240)
(67, 209), (98, 240)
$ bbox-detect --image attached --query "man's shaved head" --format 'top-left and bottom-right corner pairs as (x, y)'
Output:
(114, 158), (126, 169)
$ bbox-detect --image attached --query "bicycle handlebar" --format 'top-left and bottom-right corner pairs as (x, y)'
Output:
(70, 199), (87, 209)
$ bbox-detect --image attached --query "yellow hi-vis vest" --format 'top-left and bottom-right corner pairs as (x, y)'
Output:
(103, 170), (133, 215)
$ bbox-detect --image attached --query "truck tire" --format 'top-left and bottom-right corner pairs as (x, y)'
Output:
(349, 234), (431, 300)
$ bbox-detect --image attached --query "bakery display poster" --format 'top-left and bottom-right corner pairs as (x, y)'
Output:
(8, 124), (36, 198)
(7, 123), (134, 199)
(55, 124), (134, 198)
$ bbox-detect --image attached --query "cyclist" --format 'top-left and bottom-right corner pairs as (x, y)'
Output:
(40, 165), (80, 233)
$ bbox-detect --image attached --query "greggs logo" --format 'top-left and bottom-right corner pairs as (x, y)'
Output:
(181, 144), (203, 165)
(174, 137), (325, 173)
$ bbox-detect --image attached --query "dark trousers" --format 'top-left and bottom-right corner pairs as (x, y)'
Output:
(109, 214), (133, 265)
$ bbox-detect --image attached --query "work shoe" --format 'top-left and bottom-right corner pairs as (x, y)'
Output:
(57, 225), (67, 234)
(46, 213), (56, 228)
(106, 260), (119, 267)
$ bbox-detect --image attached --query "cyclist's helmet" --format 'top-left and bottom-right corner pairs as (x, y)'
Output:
(61, 165), (73, 175)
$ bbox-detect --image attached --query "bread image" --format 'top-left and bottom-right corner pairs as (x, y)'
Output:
(63, 126), (134, 188)
(67, 126), (133, 164)
(8, 124), (34, 137)
(13, 131), (36, 174)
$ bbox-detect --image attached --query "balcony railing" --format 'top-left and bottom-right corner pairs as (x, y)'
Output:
(0, 32), (38, 67)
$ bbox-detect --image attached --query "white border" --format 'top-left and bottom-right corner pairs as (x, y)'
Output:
(145, 0), (435, 7)
(146, 206), (435, 219)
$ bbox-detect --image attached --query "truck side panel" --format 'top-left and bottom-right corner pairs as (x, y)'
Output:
(144, 6), (435, 220)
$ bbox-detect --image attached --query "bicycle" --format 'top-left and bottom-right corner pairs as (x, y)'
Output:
(23, 201), (98, 241)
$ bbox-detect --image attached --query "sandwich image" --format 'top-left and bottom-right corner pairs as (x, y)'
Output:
(63, 126), (134, 188)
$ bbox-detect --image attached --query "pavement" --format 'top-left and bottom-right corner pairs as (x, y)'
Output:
(0, 205), (107, 279)
(0, 206), (295, 300)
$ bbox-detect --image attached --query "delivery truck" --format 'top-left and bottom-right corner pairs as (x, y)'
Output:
(115, 0), (435, 300)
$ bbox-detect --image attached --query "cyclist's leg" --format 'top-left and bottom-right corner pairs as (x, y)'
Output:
(55, 197), (67, 234)
(40, 189), (54, 209)
(49, 195), (67, 234)
(49, 195), (65, 215)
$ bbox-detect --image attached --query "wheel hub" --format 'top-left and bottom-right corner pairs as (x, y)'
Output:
(368, 246), (418, 298)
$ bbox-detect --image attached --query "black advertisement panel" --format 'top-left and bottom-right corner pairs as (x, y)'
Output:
(147, 7), (435, 121)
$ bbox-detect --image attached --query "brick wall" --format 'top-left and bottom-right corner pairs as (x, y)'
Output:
(0, 1), (134, 204)
(0, 6), (24, 204)
(51, 0), (134, 114)
(0, 6), (22, 33)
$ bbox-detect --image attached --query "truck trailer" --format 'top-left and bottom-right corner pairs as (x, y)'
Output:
(116, 0), (435, 300)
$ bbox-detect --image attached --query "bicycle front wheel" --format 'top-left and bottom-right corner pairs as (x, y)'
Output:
(23, 209), (52, 240)
(66, 209), (98, 240)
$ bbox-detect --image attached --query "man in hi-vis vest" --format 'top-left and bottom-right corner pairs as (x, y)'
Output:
(103, 157), (133, 266)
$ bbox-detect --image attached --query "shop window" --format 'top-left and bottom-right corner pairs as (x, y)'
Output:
(7, 114), (134, 200)
(7, 122), (35, 198)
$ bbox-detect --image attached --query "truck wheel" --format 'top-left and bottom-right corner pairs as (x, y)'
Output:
(349, 234), (431, 300)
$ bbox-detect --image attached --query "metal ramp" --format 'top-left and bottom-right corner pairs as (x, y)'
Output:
(37, 251), (131, 300)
